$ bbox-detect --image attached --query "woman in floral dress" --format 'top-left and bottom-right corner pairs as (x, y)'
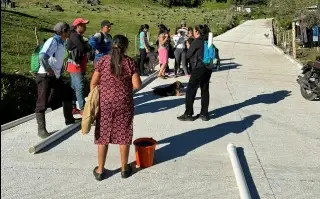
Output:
(90, 35), (142, 181)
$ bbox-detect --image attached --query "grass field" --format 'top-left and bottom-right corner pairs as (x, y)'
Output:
(1, 0), (243, 124)
(1, 0), (240, 75)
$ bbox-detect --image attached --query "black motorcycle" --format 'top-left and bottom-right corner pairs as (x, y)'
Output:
(297, 59), (320, 101)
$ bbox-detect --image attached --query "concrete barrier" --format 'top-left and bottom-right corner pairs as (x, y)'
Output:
(1, 109), (52, 132)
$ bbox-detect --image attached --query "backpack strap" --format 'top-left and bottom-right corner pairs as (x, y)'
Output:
(99, 32), (104, 44)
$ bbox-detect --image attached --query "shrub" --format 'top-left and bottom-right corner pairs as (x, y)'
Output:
(1, 73), (37, 124)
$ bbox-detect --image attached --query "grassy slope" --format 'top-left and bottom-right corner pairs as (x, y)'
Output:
(1, 0), (236, 74)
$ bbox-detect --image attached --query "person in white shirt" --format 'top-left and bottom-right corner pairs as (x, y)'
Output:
(173, 27), (188, 77)
(35, 22), (76, 139)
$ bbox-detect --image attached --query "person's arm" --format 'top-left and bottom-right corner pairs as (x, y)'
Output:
(128, 57), (142, 90)
(70, 33), (85, 55)
(132, 72), (142, 90)
(39, 38), (57, 75)
(186, 39), (200, 60)
(90, 71), (100, 92)
(88, 33), (100, 50)
(173, 35), (179, 47)
(159, 34), (168, 46)
(39, 54), (54, 76)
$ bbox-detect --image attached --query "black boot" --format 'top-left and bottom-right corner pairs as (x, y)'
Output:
(63, 101), (76, 125)
(36, 113), (51, 139)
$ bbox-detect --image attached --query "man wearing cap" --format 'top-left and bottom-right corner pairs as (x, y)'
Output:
(66, 18), (91, 115)
(35, 22), (76, 139)
(89, 20), (113, 63)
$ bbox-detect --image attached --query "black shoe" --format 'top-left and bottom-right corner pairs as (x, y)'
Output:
(93, 166), (104, 181)
(177, 114), (195, 121)
(121, 164), (133, 179)
(198, 114), (210, 121)
(65, 118), (81, 125)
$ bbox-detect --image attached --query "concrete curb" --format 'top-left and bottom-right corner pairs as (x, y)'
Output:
(271, 44), (303, 69)
(270, 25), (303, 70)
(227, 143), (252, 199)
(28, 70), (159, 154)
(1, 109), (52, 132)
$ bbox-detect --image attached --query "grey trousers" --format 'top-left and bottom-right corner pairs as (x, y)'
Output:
(174, 48), (188, 75)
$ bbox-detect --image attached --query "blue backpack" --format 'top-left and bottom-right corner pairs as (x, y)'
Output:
(202, 41), (216, 65)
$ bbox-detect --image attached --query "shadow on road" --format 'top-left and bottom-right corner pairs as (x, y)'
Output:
(154, 114), (261, 165)
(237, 147), (261, 199)
(135, 97), (200, 116)
(210, 90), (292, 119)
(217, 62), (242, 71)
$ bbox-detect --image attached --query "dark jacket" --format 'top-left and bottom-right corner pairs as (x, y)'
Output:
(186, 36), (204, 69)
(67, 30), (91, 64)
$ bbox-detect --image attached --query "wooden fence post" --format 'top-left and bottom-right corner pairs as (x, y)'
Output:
(134, 35), (137, 56)
(292, 21), (296, 59)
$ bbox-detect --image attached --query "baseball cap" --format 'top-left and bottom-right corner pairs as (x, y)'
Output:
(72, 18), (89, 26)
(101, 20), (113, 28)
(53, 22), (70, 33)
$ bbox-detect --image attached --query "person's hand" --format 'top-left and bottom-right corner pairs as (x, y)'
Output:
(46, 68), (55, 76)
(146, 48), (150, 53)
(186, 42), (190, 49)
(95, 50), (100, 54)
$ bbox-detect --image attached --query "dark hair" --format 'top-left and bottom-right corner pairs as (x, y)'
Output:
(194, 24), (210, 39)
(149, 46), (155, 52)
(110, 35), (129, 78)
(188, 27), (193, 32)
(138, 24), (149, 35)
(158, 27), (167, 36)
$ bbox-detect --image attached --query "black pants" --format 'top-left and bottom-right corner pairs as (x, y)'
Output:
(139, 49), (147, 75)
(185, 67), (212, 116)
(35, 74), (73, 113)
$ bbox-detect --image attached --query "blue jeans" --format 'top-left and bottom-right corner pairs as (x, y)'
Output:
(70, 72), (85, 111)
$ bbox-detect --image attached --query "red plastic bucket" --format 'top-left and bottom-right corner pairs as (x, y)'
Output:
(133, 137), (157, 168)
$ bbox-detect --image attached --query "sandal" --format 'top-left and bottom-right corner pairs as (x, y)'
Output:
(121, 164), (133, 179)
(158, 75), (167, 79)
(93, 166), (104, 181)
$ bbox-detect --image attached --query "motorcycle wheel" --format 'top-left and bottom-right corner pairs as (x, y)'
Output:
(300, 86), (318, 101)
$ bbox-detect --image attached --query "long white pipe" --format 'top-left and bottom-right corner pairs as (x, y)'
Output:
(29, 122), (81, 153)
(227, 143), (252, 199)
(28, 70), (159, 154)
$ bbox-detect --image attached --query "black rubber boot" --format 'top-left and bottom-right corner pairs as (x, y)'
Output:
(36, 113), (51, 139)
(63, 101), (76, 125)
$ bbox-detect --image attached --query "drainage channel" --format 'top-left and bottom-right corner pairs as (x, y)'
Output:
(29, 71), (159, 154)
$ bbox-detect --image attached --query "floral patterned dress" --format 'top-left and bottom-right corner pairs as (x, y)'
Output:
(94, 55), (137, 145)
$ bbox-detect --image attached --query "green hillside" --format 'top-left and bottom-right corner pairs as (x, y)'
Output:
(1, 0), (242, 124)
(1, 0), (240, 74)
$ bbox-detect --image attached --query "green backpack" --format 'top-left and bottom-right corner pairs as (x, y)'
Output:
(30, 44), (44, 73)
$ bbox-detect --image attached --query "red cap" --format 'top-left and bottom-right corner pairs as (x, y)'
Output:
(72, 18), (89, 26)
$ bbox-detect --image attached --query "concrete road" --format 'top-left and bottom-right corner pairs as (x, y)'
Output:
(1, 19), (320, 199)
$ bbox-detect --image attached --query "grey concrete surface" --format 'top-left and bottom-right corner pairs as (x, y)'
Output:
(2, 19), (320, 199)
